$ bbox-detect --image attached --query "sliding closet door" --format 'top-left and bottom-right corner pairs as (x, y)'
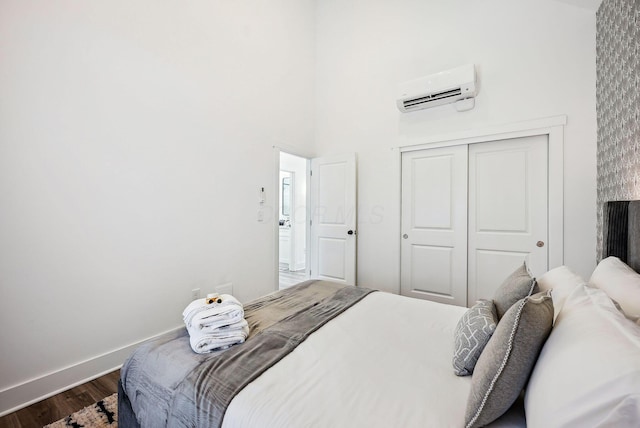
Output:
(400, 146), (468, 306)
(467, 135), (548, 304)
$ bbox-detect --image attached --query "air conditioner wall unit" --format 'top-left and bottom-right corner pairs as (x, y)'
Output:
(396, 64), (477, 113)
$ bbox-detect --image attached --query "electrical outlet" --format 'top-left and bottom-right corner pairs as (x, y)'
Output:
(191, 288), (201, 300)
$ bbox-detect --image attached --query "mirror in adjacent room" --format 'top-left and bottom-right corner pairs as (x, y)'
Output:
(282, 176), (291, 218)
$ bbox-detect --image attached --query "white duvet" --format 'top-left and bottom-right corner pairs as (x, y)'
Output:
(222, 291), (473, 428)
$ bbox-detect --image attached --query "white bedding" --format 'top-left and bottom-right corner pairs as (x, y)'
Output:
(222, 291), (524, 428)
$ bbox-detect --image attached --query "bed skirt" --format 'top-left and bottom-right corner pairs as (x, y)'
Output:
(118, 379), (140, 428)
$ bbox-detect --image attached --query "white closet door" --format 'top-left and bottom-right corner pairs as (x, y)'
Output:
(467, 135), (548, 304)
(400, 145), (468, 306)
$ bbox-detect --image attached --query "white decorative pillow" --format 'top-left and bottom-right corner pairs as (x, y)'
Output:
(536, 265), (586, 324)
(452, 300), (498, 376)
(589, 256), (640, 320)
(525, 284), (640, 428)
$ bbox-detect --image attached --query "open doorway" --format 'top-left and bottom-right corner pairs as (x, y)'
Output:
(278, 152), (309, 289)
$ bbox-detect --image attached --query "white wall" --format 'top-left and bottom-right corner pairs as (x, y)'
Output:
(315, 0), (598, 292)
(0, 0), (600, 414)
(0, 0), (315, 413)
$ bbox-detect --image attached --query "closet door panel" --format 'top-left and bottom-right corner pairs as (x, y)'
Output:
(411, 155), (454, 229)
(468, 135), (548, 303)
(409, 245), (454, 296)
(474, 250), (531, 301)
(401, 146), (468, 306)
(475, 151), (528, 232)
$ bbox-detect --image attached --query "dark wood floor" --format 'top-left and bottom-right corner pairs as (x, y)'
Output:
(0, 369), (120, 428)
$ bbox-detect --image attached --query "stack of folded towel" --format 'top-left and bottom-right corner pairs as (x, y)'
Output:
(182, 294), (249, 354)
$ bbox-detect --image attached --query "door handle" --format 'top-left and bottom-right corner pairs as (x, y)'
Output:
(537, 241), (545, 248)
(403, 234), (408, 239)
(347, 230), (356, 236)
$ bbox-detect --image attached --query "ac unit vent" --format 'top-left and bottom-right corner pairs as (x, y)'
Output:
(403, 88), (463, 109)
(396, 64), (477, 113)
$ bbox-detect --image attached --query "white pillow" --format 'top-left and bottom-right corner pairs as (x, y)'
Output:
(537, 265), (586, 324)
(589, 256), (640, 320)
(525, 284), (640, 427)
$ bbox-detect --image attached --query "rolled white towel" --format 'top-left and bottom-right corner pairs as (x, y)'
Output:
(187, 318), (249, 339)
(182, 294), (244, 330)
(187, 318), (249, 338)
(194, 308), (245, 333)
(188, 319), (249, 354)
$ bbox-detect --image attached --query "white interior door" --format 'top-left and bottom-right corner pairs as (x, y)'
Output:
(400, 145), (468, 306)
(467, 135), (548, 304)
(309, 153), (357, 285)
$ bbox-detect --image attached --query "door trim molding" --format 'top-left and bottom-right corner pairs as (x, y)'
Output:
(397, 115), (566, 151)
(396, 115), (565, 291)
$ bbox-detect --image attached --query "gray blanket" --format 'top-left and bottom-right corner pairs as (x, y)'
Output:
(121, 280), (374, 428)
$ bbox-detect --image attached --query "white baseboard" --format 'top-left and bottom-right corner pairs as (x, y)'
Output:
(0, 325), (184, 417)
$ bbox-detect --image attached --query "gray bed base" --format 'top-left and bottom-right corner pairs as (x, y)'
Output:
(118, 379), (140, 428)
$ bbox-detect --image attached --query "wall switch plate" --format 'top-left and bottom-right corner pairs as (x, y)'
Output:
(215, 282), (233, 296)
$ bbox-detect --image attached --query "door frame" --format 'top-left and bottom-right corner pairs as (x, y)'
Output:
(395, 115), (566, 289)
(273, 146), (313, 291)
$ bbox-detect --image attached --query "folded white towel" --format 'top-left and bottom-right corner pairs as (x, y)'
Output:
(194, 308), (245, 333)
(182, 294), (250, 354)
(188, 318), (248, 338)
(182, 294), (245, 331)
(188, 319), (249, 354)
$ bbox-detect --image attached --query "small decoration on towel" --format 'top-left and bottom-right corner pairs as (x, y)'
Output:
(182, 294), (249, 354)
(206, 294), (223, 305)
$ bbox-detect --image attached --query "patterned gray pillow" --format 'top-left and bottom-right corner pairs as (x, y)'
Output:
(464, 291), (553, 428)
(493, 262), (537, 319)
(453, 300), (498, 376)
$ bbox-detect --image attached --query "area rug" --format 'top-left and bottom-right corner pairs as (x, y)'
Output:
(44, 393), (117, 427)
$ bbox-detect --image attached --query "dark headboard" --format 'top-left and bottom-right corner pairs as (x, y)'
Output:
(604, 201), (640, 272)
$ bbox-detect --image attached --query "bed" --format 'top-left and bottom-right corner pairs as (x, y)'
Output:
(118, 201), (640, 427)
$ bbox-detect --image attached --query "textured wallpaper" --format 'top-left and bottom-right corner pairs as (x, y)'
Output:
(596, 0), (640, 260)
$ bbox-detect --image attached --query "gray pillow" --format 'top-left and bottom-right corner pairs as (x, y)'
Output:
(453, 300), (498, 376)
(493, 262), (536, 319)
(464, 291), (553, 428)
